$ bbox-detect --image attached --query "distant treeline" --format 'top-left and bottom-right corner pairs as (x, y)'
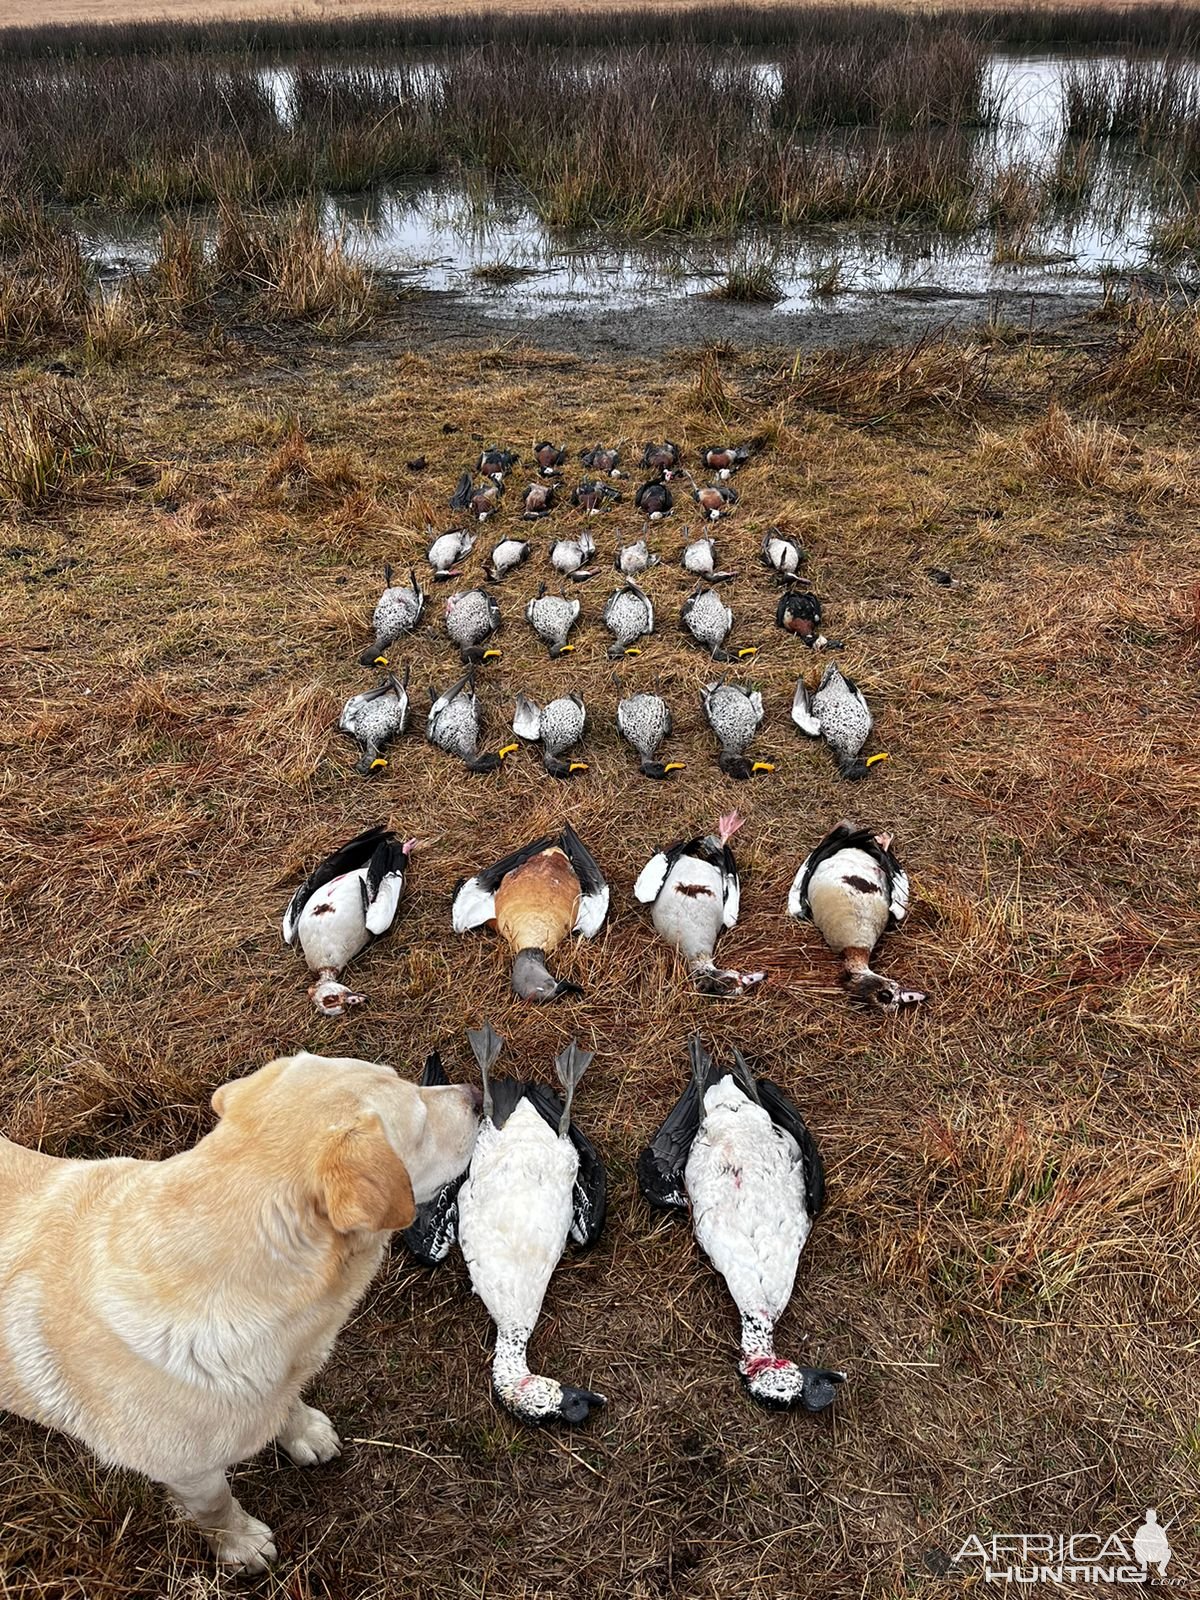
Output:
(1, 2), (1199, 59)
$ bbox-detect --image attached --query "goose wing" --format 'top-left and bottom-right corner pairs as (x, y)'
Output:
(282, 825), (393, 944)
(757, 1076), (825, 1220)
(637, 1076), (701, 1212)
(362, 835), (408, 937)
(522, 1083), (607, 1247)
(632, 834), (702, 907)
(399, 1052), (465, 1265)
(451, 833), (561, 932)
(560, 823), (609, 937)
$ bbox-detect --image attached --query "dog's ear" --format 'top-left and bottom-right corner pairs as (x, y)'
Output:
(211, 1057), (290, 1123)
(317, 1114), (416, 1234)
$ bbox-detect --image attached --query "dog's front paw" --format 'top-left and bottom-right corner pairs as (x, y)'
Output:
(210, 1510), (277, 1572)
(278, 1401), (342, 1467)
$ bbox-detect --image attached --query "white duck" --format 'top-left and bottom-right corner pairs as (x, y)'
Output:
(639, 1038), (843, 1412)
(550, 532), (597, 582)
(456, 1024), (607, 1424)
(787, 822), (925, 1012)
(761, 529), (804, 582)
(282, 826), (411, 1014)
(634, 811), (764, 995)
(427, 526), (476, 581)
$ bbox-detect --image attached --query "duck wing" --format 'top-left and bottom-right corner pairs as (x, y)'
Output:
(282, 825), (394, 944)
(637, 1075), (701, 1212)
(399, 1051), (466, 1265)
(757, 1076), (825, 1220)
(451, 833), (561, 932)
(559, 823), (609, 937)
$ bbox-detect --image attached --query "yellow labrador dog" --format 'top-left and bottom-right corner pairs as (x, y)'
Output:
(0, 1051), (478, 1571)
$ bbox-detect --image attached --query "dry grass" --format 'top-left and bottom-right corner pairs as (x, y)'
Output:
(1, 316), (1198, 1598)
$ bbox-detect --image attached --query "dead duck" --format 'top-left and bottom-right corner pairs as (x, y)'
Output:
(792, 663), (883, 781)
(512, 691), (588, 778)
(682, 528), (737, 583)
(338, 669), (409, 776)
(282, 825), (411, 1015)
(617, 692), (682, 779)
(681, 586), (757, 662)
(486, 536), (530, 582)
(522, 482), (559, 521)
(634, 812), (764, 995)
(533, 440), (567, 477)
(641, 440), (682, 479)
(639, 1038), (843, 1412)
(427, 525), (476, 582)
(684, 473), (739, 521)
(604, 579), (654, 657)
(449, 471), (503, 522)
(444, 588), (502, 664)
(761, 529), (804, 582)
(426, 667), (515, 774)
(787, 822), (924, 1012)
(699, 443), (752, 479)
(550, 532), (596, 581)
(701, 681), (773, 779)
(614, 534), (658, 576)
(571, 479), (622, 516)
(450, 1025), (607, 1423)
(526, 585), (581, 657)
(580, 443), (623, 478)
(776, 589), (836, 650)
(451, 823), (609, 1001)
(478, 447), (520, 481)
(634, 480), (673, 521)
(359, 565), (425, 668)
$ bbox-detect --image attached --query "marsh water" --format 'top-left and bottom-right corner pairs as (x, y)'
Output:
(76, 52), (1195, 333)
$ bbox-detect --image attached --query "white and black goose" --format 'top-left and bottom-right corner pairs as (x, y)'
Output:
(616, 692), (683, 779)
(513, 691), (588, 779)
(282, 825), (411, 1014)
(682, 527), (737, 583)
(792, 663), (884, 781)
(486, 536), (530, 582)
(761, 529), (804, 582)
(444, 587), (502, 664)
(681, 586), (757, 663)
(427, 525), (476, 581)
(426, 667), (515, 774)
(339, 668), (409, 776)
(359, 565), (425, 668)
(634, 812), (764, 995)
(405, 1025), (607, 1425)
(604, 579), (654, 658)
(639, 1037), (843, 1412)
(550, 532), (596, 582)
(526, 585), (581, 658)
(700, 681), (774, 780)
(787, 822), (925, 1012)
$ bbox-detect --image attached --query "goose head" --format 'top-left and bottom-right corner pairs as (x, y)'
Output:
(496, 1373), (607, 1425)
(512, 948), (583, 1003)
(308, 977), (366, 1016)
(844, 969), (926, 1013)
(740, 1357), (846, 1412)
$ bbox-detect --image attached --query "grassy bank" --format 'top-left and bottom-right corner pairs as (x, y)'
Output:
(0, 303), (1197, 1598)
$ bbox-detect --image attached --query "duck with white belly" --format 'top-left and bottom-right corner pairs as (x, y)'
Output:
(451, 824), (609, 1001)
(792, 663), (884, 780)
(614, 535), (658, 576)
(700, 680), (774, 779)
(444, 587), (502, 664)
(634, 811), (764, 995)
(427, 525), (476, 581)
(604, 579), (654, 657)
(414, 1024), (607, 1424)
(512, 691), (589, 778)
(787, 822), (925, 1012)
(550, 532), (596, 581)
(486, 536), (530, 582)
(639, 1037), (843, 1412)
(761, 529), (804, 582)
(339, 669), (409, 775)
(282, 825), (412, 1015)
(359, 565), (425, 668)
(682, 528), (737, 583)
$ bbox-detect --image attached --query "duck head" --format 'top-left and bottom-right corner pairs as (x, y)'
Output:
(739, 1357), (846, 1412)
(640, 757), (685, 779)
(512, 948), (583, 1002)
(844, 968), (926, 1013)
(543, 754), (589, 780)
(354, 751), (391, 778)
(308, 976), (366, 1016)
(718, 752), (775, 781)
(496, 1373), (607, 1425)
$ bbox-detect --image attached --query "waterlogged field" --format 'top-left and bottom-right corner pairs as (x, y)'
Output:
(1, 5), (1199, 1598)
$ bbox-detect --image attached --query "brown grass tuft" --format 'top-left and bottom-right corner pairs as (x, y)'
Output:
(782, 331), (990, 422)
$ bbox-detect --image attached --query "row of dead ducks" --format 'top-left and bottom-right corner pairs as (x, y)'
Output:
(341, 669), (885, 782)
(282, 816), (926, 1421)
(446, 438), (753, 527)
(414, 523), (802, 584)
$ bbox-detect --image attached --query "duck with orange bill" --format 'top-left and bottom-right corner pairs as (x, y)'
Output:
(700, 681), (774, 780)
(451, 824), (609, 1002)
(787, 822), (925, 1013)
(639, 1037), (843, 1413)
(282, 826), (413, 1016)
(792, 663), (884, 780)
(339, 669), (409, 776)
(359, 565), (424, 668)
(634, 812), (764, 996)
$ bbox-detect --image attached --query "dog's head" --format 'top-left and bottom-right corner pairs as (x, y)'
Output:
(211, 1054), (480, 1235)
